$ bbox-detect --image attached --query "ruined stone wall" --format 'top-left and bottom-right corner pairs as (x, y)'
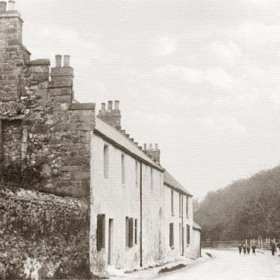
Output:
(0, 9), (95, 198)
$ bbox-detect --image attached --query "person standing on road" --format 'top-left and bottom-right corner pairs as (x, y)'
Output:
(271, 241), (276, 256)
(251, 244), (256, 255)
(246, 244), (251, 255)
(238, 243), (243, 255)
(243, 243), (247, 255)
(276, 242), (280, 257)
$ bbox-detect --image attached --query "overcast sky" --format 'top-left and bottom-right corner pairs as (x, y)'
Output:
(16, 0), (280, 199)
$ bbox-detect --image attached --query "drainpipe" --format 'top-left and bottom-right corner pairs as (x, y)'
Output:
(140, 162), (143, 267)
(182, 195), (184, 256)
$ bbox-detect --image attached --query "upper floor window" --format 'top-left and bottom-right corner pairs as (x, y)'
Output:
(121, 154), (125, 184)
(135, 161), (138, 188)
(103, 145), (109, 178)
(179, 194), (183, 217)
(186, 196), (189, 218)
(171, 190), (174, 216)
(150, 168), (153, 193)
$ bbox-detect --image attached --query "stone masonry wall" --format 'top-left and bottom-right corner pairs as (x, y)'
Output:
(0, 9), (95, 198)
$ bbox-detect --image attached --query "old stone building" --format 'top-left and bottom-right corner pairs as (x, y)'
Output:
(0, 1), (201, 278)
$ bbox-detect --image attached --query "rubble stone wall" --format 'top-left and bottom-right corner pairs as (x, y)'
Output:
(0, 10), (95, 198)
(0, 184), (90, 280)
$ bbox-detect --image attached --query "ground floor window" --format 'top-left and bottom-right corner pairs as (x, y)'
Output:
(135, 219), (138, 245)
(169, 223), (174, 248)
(186, 224), (190, 245)
(126, 217), (134, 248)
(97, 214), (106, 251)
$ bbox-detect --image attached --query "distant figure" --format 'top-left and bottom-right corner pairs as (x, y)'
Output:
(277, 242), (280, 257)
(246, 244), (251, 254)
(243, 244), (247, 254)
(251, 245), (256, 255)
(238, 243), (243, 255)
(271, 242), (276, 256)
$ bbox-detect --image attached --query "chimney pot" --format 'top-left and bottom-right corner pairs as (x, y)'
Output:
(0, 1), (7, 13)
(115, 100), (120, 110)
(149, 144), (153, 150)
(108, 101), (113, 110)
(55, 55), (62, 68)
(144, 144), (147, 151)
(8, 0), (15, 11)
(101, 103), (106, 111)
(64, 55), (70, 67)
(155, 143), (159, 150)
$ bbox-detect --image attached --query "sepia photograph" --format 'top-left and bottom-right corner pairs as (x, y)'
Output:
(1, 0), (280, 279)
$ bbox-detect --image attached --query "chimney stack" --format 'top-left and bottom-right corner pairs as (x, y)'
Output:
(98, 100), (121, 129)
(145, 143), (160, 163)
(0, 1), (7, 13)
(50, 54), (74, 104)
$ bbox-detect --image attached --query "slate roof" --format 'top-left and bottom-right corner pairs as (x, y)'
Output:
(94, 118), (164, 171)
(164, 171), (193, 197)
(95, 118), (193, 193)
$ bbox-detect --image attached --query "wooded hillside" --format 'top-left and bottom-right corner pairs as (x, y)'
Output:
(195, 165), (280, 241)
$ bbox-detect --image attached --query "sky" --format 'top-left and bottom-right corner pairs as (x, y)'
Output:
(14, 0), (280, 199)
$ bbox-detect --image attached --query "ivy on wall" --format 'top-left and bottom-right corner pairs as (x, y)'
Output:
(0, 185), (90, 279)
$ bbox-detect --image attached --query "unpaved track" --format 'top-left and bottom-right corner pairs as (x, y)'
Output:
(155, 249), (280, 280)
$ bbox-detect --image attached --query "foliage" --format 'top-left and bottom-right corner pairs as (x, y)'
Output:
(0, 185), (90, 279)
(195, 165), (280, 241)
